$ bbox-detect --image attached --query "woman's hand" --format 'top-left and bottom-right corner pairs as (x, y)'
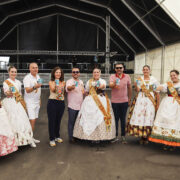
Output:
(49, 81), (56, 92)
(5, 90), (13, 97)
(97, 84), (105, 90)
(134, 82), (140, 92)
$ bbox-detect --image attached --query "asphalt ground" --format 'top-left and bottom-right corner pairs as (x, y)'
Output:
(0, 89), (180, 180)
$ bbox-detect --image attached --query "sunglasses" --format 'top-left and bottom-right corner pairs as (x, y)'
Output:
(115, 67), (123, 69)
(72, 71), (79, 74)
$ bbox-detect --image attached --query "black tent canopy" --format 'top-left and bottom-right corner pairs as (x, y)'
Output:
(0, 0), (179, 62)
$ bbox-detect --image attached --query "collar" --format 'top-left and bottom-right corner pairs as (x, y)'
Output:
(8, 78), (16, 83)
(30, 73), (38, 79)
(73, 78), (79, 81)
(116, 73), (125, 80)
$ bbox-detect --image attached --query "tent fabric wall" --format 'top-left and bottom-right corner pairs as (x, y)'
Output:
(164, 43), (180, 82)
(134, 42), (180, 83)
(125, 61), (134, 70)
(134, 53), (145, 74)
(146, 48), (162, 82)
(155, 0), (180, 27)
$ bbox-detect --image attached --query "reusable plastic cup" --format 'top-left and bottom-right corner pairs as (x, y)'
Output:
(136, 79), (139, 86)
(116, 78), (120, 85)
(55, 79), (59, 85)
(74, 81), (78, 87)
(96, 80), (100, 87)
(11, 86), (16, 93)
(153, 84), (157, 91)
(37, 78), (43, 84)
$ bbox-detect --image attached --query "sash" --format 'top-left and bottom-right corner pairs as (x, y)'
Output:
(5, 80), (27, 111)
(167, 81), (180, 105)
(89, 79), (111, 131)
(139, 77), (157, 109)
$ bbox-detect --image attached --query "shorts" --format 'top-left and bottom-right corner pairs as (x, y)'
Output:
(27, 104), (40, 120)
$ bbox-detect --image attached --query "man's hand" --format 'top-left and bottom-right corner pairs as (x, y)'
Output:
(34, 83), (42, 89)
(128, 99), (131, 106)
(67, 85), (76, 91)
(109, 81), (119, 89)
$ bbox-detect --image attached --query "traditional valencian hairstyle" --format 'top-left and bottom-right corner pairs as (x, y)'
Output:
(8, 65), (17, 72)
(93, 67), (101, 73)
(143, 65), (150, 70)
(170, 69), (179, 75)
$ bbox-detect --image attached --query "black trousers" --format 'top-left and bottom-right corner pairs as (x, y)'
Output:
(112, 102), (128, 137)
(47, 99), (65, 141)
(68, 107), (79, 140)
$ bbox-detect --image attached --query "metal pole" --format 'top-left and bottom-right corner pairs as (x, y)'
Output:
(96, 26), (99, 51)
(105, 16), (110, 74)
(56, 15), (59, 64)
(17, 25), (19, 69)
(145, 50), (148, 65)
(161, 46), (165, 83)
(133, 53), (136, 77)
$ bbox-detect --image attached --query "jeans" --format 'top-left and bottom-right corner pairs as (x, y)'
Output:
(47, 99), (65, 141)
(68, 107), (79, 140)
(112, 102), (128, 137)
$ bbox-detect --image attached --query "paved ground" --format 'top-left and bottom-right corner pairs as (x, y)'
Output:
(0, 90), (180, 180)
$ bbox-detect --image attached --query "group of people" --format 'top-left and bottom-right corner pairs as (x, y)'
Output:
(0, 62), (180, 157)
(0, 63), (41, 156)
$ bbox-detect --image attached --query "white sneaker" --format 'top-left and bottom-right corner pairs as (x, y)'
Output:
(30, 141), (37, 148)
(121, 136), (127, 144)
(55, 138), (63, 143)
(50, 140), (56, 147)
(33, 138), (40, 143)
(111, 137), (119, 143)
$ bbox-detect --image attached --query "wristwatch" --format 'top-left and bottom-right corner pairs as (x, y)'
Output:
(33, 86), (36, 90)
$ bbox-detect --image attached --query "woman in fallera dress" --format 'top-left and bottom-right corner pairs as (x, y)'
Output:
(149, 70), (180, 150)
(127, 65), (160, 144)
(2, 66), (36, 147)
(73, 68), (116, 141)
(0, 97), (17, 156)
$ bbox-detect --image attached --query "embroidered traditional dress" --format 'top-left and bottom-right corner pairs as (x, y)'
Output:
(73, 78), (116, 141)
(149, 82), (180, 146)
(127, 76), (159, 138)
(0, 105), (17, 156)
(2, 78), (33, 146)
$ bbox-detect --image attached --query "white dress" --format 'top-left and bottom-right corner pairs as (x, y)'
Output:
(127, 76), (159, 138)
(149, 82), (180, 146)
(73, 78), (116, 140)
(2, 78), (33, 146)
(0, 105), (17, 156)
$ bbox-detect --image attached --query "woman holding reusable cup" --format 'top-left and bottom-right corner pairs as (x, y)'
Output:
(2, 66), (35, 147)
(73, 68), (116, 141)
(126, 65), (160, 145)
(47, 67), (65, 147)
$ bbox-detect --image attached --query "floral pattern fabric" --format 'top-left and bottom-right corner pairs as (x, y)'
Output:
(149, 82), (180, 146)
(0, 135), (17, 156)
(127, 76), (158, 138)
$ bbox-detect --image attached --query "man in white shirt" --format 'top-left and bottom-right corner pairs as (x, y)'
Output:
(23, 62), (41, 143)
